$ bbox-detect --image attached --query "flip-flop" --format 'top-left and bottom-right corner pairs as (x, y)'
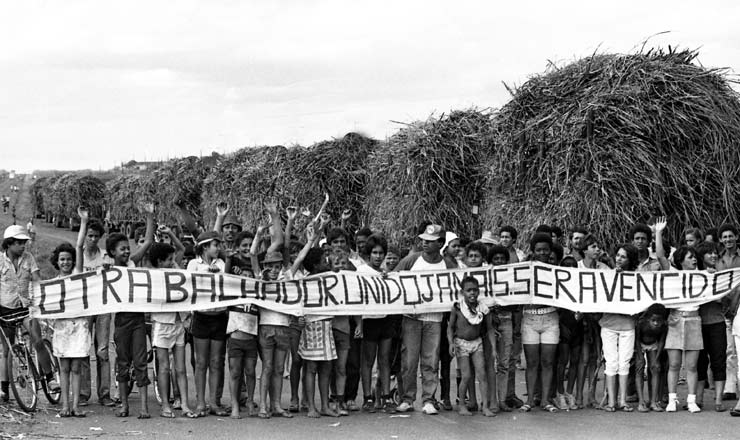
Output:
(637, 403), (649, 413)
(160, 410), (176, 418)
(274, 410), (294, 418)
(620, 405), (634, 413)
(181, 410), (198, 418)
(730, 409), (740, 417)
(603, 406), (616, 412)
(257, 410), (271, 419)
(288, 403), (300, 413)
(209, 407), (230, 417)
(519, 404), (532, 413)
(543, 404), (559, 413)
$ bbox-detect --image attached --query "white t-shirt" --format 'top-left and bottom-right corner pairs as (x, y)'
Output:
(408, 256), (447, 323)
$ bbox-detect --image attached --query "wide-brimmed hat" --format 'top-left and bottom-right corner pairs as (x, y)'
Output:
(262, 251), (283, 264)
(478, 230), (498, 245)
(3, 225), (31, 240)
(196, 231), (222, 246)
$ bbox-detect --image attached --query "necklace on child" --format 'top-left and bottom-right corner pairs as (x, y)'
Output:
(460, 300), (489, 325)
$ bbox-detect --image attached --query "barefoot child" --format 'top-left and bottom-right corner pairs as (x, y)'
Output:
(110, 203), (155, 418)
(447, 276), (495, 417)
(297, 223), (338, 418)
(52, 235), (90, 417)
(634, 304), (668, 412)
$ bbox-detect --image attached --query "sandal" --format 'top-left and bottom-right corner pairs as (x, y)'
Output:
(730, 409), (740, 417)
(116, 409), (129, 417)
(543, 404), (559, 413)
(160, 410), (176, 418)
(209, 406), (230, 417)
(716, 404), (727, 412)
(637, 402), (649, 413)
(620, 405), (634, 412)
(603, 405), (616, 413)
(274, 409), (293, 418)
(194, 408), (208, 418)
(181, 410), (198, 418)
(650, 402), (664, 412)
(257, 410), (271, 419)
(519, 404), (532, 413)
(289, 402), (300, 413)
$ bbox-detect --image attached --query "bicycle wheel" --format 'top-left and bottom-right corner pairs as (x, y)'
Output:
(7, 345), (38, 412)
(40, 339), (61, 405)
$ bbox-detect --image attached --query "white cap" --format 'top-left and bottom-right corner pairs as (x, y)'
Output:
(3, 225), (31, 240)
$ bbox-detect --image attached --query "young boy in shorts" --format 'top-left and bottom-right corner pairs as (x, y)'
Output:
(447, 276), (495, 417)
(634, 304), (668, 412)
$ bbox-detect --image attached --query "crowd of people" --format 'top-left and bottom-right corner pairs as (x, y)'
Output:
(1, 197), (740, 423)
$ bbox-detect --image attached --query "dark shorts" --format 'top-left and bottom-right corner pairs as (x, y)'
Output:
(228, 335), (259, 360)
(191, 312), (228, 341)
(259, 325), (290, 351)
(333, 328), (351, 351)
(363, 317), (394, 342)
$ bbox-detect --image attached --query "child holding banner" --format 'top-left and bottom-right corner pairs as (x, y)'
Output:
(520, 232), (560, 413)
(665, 246), (703, 413)
(109, 203), (155, 419)
(250, 201), (293, 419)
(600, 243), (639, 412)
(52, 240), (89, 418)
(187, 230), (228, 417)
(147, 241), (195, 419)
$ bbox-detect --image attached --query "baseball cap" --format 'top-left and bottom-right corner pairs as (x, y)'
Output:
(196, 231), (222, 246)
(418, 224), (445, 241)
(3, 225), (31, 241)
(222, 215), (242, 230)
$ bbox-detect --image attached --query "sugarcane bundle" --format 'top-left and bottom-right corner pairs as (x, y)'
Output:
(144, 156), (210, 223)
(106, 174), (154, 222)
(365, 109), (495, 247)
(481, 47), (740, 246)
(287, 132), (378, 232)
(201, 145), (291, 229)
(62, 175), (106, 220)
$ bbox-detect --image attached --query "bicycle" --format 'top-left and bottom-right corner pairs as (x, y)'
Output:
(0, 308), (61, 412)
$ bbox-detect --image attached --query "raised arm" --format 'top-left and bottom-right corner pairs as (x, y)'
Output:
(213, 202), (229, 233)
(282, 205), (298, 265)
(652, 216), (670, 270)
(162, 225), (185, 266)
(289, 221), (321, 277)
(250, 225), (268, 278)
(340, 209), (352, 231)
(131, 202), (155, 265)
(265, 200), (284, 253)
(76, 207), (89, 273)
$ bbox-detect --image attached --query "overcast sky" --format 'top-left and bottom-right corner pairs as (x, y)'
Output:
(1, 0), (738, 173)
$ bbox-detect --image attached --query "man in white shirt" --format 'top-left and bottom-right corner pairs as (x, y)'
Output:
(395, 225), (458, 415)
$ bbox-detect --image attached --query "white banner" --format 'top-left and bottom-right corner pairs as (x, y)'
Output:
(31, 262), (739, 319)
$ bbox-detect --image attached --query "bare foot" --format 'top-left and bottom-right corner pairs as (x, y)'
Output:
(246, 404), (257, 417)
(230, 410), (242, 420)
(458, 407), (473, 416)
(320, 407), (339, 418)
(307, 409), (321, 418)
(116, 407), (130, 417)
(138, 411), (151, 419)
(482, 407), (496, 417)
